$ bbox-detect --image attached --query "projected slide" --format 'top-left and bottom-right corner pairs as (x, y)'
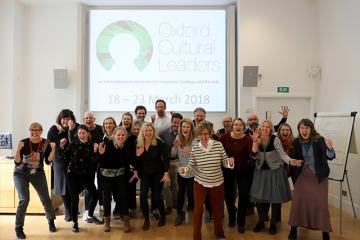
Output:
(89, 9), (226, 112)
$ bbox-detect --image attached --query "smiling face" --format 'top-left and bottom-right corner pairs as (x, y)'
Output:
(104, 118), (116, 135)
(260, 121), (271, 137)
(77, 128), (89, 143)
(29, 123), (42, 142)
(114, 128), (127, 145)
(131, 123), (141, 137)
(136, 109), (146, 121)
(181, 122), (191, 138)
(198, 129), (211, 146)
(171, 117), (181, 133)
(155, 101), (166, 116)
(60, 117), (72, 129)
(144, 126), (154, 142)
(299, 124), (311, 140)
(279, 125), (292, 141)
(194, 110), (206, 124)
(122, 115), (132, 128)
(83, 112), (95, 128)
(232, 119), (245, 135)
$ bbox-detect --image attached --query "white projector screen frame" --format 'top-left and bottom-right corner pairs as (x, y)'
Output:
(83, 5), (237, 118)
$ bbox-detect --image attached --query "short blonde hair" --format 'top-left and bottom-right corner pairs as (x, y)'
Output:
(113, 126), (128, 143)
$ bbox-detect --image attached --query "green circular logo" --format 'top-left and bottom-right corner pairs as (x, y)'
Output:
(96, 20), (153, 71)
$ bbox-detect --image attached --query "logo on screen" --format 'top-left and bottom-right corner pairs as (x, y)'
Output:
(96, 20), (153, 71)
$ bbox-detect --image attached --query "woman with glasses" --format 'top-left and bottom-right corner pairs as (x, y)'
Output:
(14, 122), (56, 239)
(178, 122), (234, 240)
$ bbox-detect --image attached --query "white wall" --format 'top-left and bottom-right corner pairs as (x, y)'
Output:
(238, 0), (319, 121)
(318, 0), (360, 216)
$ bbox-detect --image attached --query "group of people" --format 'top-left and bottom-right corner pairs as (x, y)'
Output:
(13, 101), (335, 240)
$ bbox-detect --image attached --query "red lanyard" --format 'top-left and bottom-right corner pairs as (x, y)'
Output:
(29, 139), (42, 161)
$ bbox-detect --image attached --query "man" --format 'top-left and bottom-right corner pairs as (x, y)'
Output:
(158, 113), (183, 215)
(244, 106), (290, 135)
(193, 107), (206, 126)
(134, 105), (147, 122)
(82, 111), (104, 221)
(216, 115), (233, 138)
(151, 99), (171, 133)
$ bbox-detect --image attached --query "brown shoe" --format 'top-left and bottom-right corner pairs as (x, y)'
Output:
(104, 216), (110, 232)
(124, 216), (131, 233)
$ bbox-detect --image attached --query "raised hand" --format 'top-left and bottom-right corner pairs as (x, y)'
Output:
(290, 159), (303, 167)
(228, 157), (235, 166)
(279, 106), (290, 118)
(250, 129), (259, 143)
(136, 145), (145, 156)
(98, 142), (106, 154)
(93, 143), (99, 153)
(173, 139), (180, 149)
(181, 146), (191, 157)
(18, 141), (25, 150)
(67, 120), (76, 131)
(129, 170), (139, 183)
(325, 139), (333, 149)
(59, 138), (67, 149)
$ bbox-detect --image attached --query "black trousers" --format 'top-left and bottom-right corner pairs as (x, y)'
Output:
(67, 172), (98, 223)
(140, 172), (164, 218)
(100, 174), (128, 217)
(127, 173), (137, 210)
(256, 202), (281, 224)
(223, 168), (253, 226)
(176, 174), (194, 213)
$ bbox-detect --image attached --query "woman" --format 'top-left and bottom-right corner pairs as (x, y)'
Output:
(277, 123), (295, 183)
(171, 118), (195, 226)
(178, 122), (234, 240)
(288, 119), (335, 240)
(119, 112), (133, 135)
(14, 122), (56, 239)
(219, 118), (254, 233)
(250, 120), (301, 235)
(126, 119), (143, 216)
(47, 109), (78, 221)
(60, 125), (102, 232)
(136, 122), (170, 231)
(102, 117), (117, 142)
(98, 126), (137, 233)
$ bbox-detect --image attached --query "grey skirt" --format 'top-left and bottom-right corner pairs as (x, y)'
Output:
(250, 166), (292, 203)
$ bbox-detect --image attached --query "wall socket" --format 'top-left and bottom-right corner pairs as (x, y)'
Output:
(0, 133), (12, 149)
(342, 190), (348, 197)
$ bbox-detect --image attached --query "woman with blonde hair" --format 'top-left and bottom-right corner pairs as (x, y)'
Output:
(250, 120), (302, 235)
(171, 118), (195, 226)
(136, 122), (170, 230)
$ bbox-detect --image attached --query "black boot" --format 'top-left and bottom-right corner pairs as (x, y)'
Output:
(48, 219), (57, 232)
(322, 232), (330, 240)
(268, 222), (277, 235)
(288, 226), (297, 240)
(158, 214), (166, 227)
(142, 217), (150, 231)
(15, 227), (26, 239)
(174, 212), (185, 226)
(253, 222), (265, 232)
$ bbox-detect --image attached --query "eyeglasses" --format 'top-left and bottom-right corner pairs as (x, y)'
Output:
(30, 129), (41, 132)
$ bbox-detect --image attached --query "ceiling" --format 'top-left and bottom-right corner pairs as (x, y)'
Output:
(19, 0), (237, 6)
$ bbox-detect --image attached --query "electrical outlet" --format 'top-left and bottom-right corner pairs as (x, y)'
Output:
(342, 190), (348, 197)
(0, 133), (12, 149)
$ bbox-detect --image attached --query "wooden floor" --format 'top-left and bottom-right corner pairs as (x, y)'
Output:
(0, 201), (359, 240)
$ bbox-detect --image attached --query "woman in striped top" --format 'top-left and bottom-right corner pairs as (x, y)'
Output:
(178, 122), (234, 240)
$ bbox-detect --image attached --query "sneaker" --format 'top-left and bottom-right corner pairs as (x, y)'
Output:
(238, 225), (245, 234)
(71, 222), (79, 233)
(86, 216), (104, 225)
(253, 222), (265, 233)
(48, 220), (57, 232)
(82, 210), (89, 221)
(15, 227), (26, 239)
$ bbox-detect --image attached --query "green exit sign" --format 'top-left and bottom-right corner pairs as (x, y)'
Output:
(277, 87), (289, 93)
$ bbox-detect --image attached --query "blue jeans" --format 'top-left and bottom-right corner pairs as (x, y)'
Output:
(13, 169), (55, 229)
